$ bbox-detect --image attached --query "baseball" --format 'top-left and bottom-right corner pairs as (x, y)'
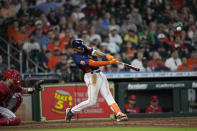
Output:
(176, 26), (182, 31)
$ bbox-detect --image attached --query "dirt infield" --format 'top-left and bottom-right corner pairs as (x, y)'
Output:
(1, 117), (197, 130)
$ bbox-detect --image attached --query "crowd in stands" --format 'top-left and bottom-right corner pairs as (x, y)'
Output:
(0, 0), (197, 81)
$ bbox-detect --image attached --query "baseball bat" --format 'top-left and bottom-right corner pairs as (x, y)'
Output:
(117, 61), (140, 72)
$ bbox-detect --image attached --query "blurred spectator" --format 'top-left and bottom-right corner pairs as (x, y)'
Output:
(102, 12), (110, 27)
(39, 13), (51, 32)
(170, 0), (186, 10)
(0, 16), (6, 37)
(123, 42), (136, 61)
(8, 20), (19, 44)
(0, 55), (7, 78)
(48, 49), (62, 72)
(59, 28), (70, 49)
(109, 64), (120, 72)
(143, 7), (156, 25)
(36, 0), (59, 15)
(57, 6), (67, 19)
(138, 26), (155, 45)
(42, 29), (54, 51)
(56, 54), (72, 83)
(93, 18), (109, 35)
(17, 24), (31, 48)
(109, 17), (120, 32)
(0, 1), (16, 20)
(88, 26), (101, 43)
(81, 2), (96, 17)
(131, 51), (145, 71)
(127, 8), (142, 25)
(177, 57), (193, 71)
(120, 18), (137, 36)
(99, 42), (109, 54)
(148, 51), (164, 70)
(75, 18), (89, 35)
(109, 27), (123, 46)
(47, 36), (65, 54)
(124, 94), (139, 114)
(47, 9), (59, 25)
(142, 59), (152, 72)
(165, 29), (175, 47)
(71, 5), (85, 23)
(81, 30), (90, 44)
(146, 95), (163, 113)
(58, 16), (67, 31)
(17, 2), (28, 18)
(10, 0), (21, 13)
(42, 50), (52, 71)
(101, 35), (120, 54)
(22, 35), (41, 54)
(165, 50), (182, 71)
(171, 36), (188, 58)
(154, 33), (170, 60)
(124, 29), (138, 45)
(63, 0), (74, 16)
(33, 22), (47, 48)
(154, 58), (170, 71)
(188, 51), (197, 70)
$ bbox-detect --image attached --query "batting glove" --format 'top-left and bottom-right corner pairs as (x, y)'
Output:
(106, 54), (114, 61)
(109, 59), (118, 64)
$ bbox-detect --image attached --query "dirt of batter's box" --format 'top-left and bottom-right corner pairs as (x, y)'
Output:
(1, 117), (197, 130)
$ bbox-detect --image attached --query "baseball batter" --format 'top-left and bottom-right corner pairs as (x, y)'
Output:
(65, 39), (128, 122)
(0, 69), (42, 126)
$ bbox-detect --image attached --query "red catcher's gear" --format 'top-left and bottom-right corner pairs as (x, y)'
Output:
(2, 69), (22, 86)
(0, 117), (21, 125)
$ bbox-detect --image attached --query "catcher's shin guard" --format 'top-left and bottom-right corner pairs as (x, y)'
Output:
(65, 108), (74, 123)
(0, 117), (21, 126)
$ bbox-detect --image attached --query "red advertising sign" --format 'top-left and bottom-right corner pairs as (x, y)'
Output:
(40, 83), (114, 121)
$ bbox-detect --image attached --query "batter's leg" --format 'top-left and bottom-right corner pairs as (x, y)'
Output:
(71, 73), (99, 113)
(99, 72), (128, 121)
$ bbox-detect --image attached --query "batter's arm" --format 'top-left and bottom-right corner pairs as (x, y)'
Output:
(92, 50), (114, 60)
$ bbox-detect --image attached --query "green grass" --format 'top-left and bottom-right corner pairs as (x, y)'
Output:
(10, 127), (197, 131)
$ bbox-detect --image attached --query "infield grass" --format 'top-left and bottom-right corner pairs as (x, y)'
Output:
(10, 127), (197, 131)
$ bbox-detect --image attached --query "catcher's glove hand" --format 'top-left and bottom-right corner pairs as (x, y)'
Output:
(34, 80), (44, 91)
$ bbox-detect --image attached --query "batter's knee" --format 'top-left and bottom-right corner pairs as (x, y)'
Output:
(88, 99), (97, 107)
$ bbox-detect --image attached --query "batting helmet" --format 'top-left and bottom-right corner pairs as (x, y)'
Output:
(2, 69), (22, 86)
(72, 39), (84, 49)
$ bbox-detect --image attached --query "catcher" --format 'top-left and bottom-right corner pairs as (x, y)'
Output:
(0, 69), (42, 126)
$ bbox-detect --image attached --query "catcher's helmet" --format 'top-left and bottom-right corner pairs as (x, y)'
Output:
(72, 39), (84, 49)
(2, 69), (22, 85)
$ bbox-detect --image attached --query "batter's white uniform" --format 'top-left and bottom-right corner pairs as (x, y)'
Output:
(71, 71), (116, 113)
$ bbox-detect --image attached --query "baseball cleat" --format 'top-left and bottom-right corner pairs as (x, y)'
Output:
(116, 112), (128, 122)
(65, 108), (74, 123)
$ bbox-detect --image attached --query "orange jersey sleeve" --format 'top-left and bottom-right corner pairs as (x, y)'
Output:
(88, 59), (110, 67)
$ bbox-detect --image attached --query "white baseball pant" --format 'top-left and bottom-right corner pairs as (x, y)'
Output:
(71, 71), (119, 114)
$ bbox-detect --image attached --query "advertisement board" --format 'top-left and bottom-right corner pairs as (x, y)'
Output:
(39, 83), (114, 121)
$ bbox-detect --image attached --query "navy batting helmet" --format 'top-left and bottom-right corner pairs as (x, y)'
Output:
(72, 39), (84, 49)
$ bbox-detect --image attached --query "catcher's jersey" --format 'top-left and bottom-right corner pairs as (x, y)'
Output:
(0, 82), (22, 107)
(72, 46), (99, 73)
